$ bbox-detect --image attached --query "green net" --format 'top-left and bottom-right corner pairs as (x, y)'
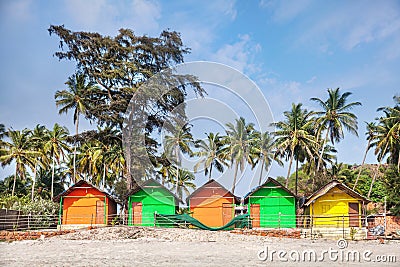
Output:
(154, 213), (251, 231)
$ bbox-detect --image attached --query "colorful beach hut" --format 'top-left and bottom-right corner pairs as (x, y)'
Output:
(187, 179), (240, 227)
(244, 177), (296, 228)
(127, 178), (181, 226)
(54, 180), (117, 228)
(303, 180), (369, 228)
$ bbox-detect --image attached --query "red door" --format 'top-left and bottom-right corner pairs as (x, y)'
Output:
(96, 200), (105, 224)
(250, 204), (260, 227)
(132, 202), (142, 225)
(348, 203), (359, 227)
(222, 203), (233, 225)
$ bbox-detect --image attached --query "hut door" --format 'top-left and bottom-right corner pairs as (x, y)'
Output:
(250, 204), (260, 227)
(96, 200), (105, 224)
(348, 203), (359, 227)
(132, 202), (142, 225)
(222, 203), (233, 225)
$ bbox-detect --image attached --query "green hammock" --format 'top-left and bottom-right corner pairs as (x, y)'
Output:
(154, 213), (251, 231)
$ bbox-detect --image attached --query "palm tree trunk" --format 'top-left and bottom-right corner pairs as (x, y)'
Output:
(208, 164), (213, 181)
(51, 156), (55, 199)
(295, 157), (299, 196)
(232, 162), (239, 194)
(73, 116), (79, 183)
(316, 128), (330, 172)
(175, 146), (180, 195)
(353, 139), (370, 190)
(31, 162), (38, 201)
(102, 164), (106, 189)
(368, 142), (389, 198)
(12, 164), (18, 197)
(258, 156), (265, 186)
(285, 152), (294, 188)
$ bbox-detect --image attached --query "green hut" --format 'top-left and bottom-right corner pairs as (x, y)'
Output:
(244, 177), (296, 228)
(127, 179), (181, 227)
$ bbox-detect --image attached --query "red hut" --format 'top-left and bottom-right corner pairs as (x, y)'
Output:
(187, 179), (240, 227)
(54, 180), (117, 228)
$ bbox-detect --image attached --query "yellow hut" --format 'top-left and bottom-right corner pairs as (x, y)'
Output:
(303, 180), (369, 228)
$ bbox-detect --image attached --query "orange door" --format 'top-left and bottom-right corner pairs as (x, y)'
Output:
(132, 202), (142, 225)
(348, 203), (359, 227)
(96, 200), (105, 224)
(222, 203), (233, 225)
(250, 204), (260, 227)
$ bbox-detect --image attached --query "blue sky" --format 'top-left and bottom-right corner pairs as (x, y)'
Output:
(0, 0), (399, 195)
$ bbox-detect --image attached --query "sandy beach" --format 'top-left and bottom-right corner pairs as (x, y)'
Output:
(1, 227), (399, 266)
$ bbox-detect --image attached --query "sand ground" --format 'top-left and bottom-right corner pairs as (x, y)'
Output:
(1, 227), (399, 266)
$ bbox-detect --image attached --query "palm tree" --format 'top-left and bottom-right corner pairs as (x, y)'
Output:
(224, 117), (258, 194)
(272, 103), (318, 193)
(0, 123), (6, 140)
(44, 124), (70, 198)
(253, 131), (283, 185)
(76, 141), (97, 182)
(353, 122), (376, 190)
(55, 73), (97, 183)
(368, 97), (400, 197)
(29, 125), (49, 200)
(375, 96), (400, 170)
(168, 168), (196, 200)
(164, 123), (194, 195)
(311, 88), (361, 172)
(194, 133), (229, 180)
(0, 123), (6, 156)
(0, 129), (39, 196)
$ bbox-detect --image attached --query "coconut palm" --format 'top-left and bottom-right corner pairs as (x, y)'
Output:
(375, 96), (400, 169)
(44, 124), (70, 198)
(224, 117), (258, 194)
(0, 129), (39, 196)
(353, 122), (376, 190)
(164, 123), (194, 195)
(76, 141), (97, 182)
(29, 124), (49, 200)
(311, 88), (361, 171)
(55, 73), (98, 183)
(168, 168), (196, 200)
(0, 123), (6, 140)
(194, 132), (229, 180)
(0, 124), (6, 156)
(272, 103), (318, 192)
(368, 97), (400, 197)
(253, 131), (283, 185)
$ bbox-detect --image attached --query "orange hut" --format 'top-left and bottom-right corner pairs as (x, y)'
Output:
(54, 180), (117, 228)
(187, 179), (240, 227)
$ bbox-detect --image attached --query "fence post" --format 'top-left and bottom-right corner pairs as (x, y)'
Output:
(278, 212), (281, 229)
(154, 211), (157, 227)
(342, 215), (345, 239)
(310, 214), (313, 240)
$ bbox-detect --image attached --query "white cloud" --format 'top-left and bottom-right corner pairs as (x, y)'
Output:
(211, 34), (262, 75)
(306, 76), (317, 84)
(297, 1), (400, 52)
(64, 0), (117, 32)
(260, 0), (312, 22)
(64, 0), (161, 35)
(0, 0), (33, 23)
(126, 0), (161, 34)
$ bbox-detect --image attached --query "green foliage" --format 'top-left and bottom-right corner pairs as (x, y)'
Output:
(382, 165), (400, 215)
(0, 194), (30, 209)
(0, 194), (59, 216)
(17, 198), (59, 216)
